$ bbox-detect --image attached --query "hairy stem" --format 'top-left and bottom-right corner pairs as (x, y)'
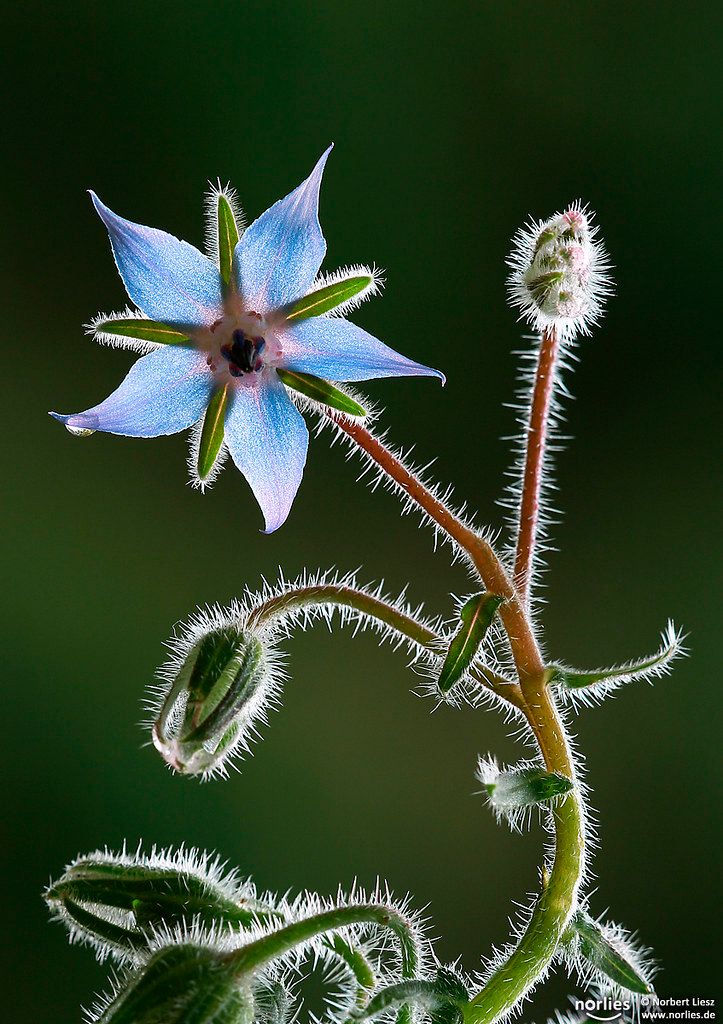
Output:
(248, 581), (515, 701)
(327, 412), (585, 1023)
(464, 680), (584, 1024)
(514, 328), (560, 603)
(226, 904), (419, 978)
(328, 413), (542, 679)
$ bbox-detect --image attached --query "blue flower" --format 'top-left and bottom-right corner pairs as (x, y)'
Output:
(51, 147), (444, 532)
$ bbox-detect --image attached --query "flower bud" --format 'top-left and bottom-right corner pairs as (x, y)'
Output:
(150, 607), (278, 778)
(91, 943), (254, 1024)
(477, 757), (573, 828)
(45, 845), (278, 962)
(507, 203), (611, 341)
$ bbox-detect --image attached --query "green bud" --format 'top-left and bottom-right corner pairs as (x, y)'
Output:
(45, 847), (279, 961)
(152, 612), (274, 778)
(477, 757), (573, 824)
(93, 944), (254, 1024)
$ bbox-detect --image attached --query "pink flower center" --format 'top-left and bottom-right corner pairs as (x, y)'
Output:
(199, 312), (283, 385)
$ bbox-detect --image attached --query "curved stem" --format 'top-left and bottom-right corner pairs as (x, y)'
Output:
(248, 581), (516, 702)
(227, 903), (419, 978)
(328, 413), (543, 679)
(514, 328), (560, 604)
(464, 680), (584, 1024)
(326, 411), (586, 1022)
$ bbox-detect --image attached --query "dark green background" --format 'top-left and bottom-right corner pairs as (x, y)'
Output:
(4, 2), (721, 1019)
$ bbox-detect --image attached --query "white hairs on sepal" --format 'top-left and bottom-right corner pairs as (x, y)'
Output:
(85, 308), (163, 354)
(203, 179), (246, 263)
(304, 264), (385, 318)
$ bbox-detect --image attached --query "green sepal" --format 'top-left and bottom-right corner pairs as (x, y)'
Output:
(438, 593), (503, 693)
(217, 193), (241, 287)
(277, 368), (367, 417)
(566, 912), (653, 995)
(96, 944), (253, 1024)
(283, 275), (372, 322)
(486, 766), (573, 808)
(197, 386), (229, 481)
(95, 318), (191, 345)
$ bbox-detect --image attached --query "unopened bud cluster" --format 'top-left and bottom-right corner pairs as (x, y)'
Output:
(507, 203), (611, 341)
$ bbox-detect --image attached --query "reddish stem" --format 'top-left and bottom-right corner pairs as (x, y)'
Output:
(514, 328), (560, 604)
(329, 413), (544, 680)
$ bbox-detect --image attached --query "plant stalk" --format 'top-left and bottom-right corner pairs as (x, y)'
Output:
(514, 327), (560, 604)
(328, 400), (585, 1024)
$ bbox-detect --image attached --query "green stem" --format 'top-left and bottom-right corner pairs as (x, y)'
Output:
(248, 582), (515, 701)
(464, 682), (584, 1024)
(326, 415), (586, 1022)
(225, 903), (419, 979)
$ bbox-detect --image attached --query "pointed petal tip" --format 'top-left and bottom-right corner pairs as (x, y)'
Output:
(260, 518), (285, 535)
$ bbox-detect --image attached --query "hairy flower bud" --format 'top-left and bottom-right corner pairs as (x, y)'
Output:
(507, 203), (611, 341)
(477, 757), (573, 828)
(149, 606), (280, 778)
(45, 845), (278, 962)
(91, 943), (254, 1024)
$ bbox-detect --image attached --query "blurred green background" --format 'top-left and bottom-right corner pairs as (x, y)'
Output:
(4, 2), (721, 1019)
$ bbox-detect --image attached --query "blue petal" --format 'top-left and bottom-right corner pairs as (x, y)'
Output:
(50, 347), (212, 437)
(278, 317), (446, 383)
(90, 192), (223, 329)
(234, 147), (332, 314)
(224, 374), (309, 533)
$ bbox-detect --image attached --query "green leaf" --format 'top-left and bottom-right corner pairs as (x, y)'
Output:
(549, 624), (682, 692)
(277, 369), (367, 417)
(217, 193), (241, 286)
(283, 275), (372, 322)
(95, 318), (191, 345)
(438, 593), (503, 693)
(567, 912), (653, 995)
(197, 386), (229, 481)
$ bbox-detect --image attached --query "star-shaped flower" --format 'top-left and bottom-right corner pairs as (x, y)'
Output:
(52, 147), (443, 531)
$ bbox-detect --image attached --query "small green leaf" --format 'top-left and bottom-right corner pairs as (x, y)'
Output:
(568, 912), (653, 995)
(95, 318), (191, 345)
(217, 193), (241, 286)
(438, 593), (503, 693)
(277, 369), (367, 417)
(197, 386), (229, 481)
(284, 275), (372, 322)
(549, 624), (682, 692)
